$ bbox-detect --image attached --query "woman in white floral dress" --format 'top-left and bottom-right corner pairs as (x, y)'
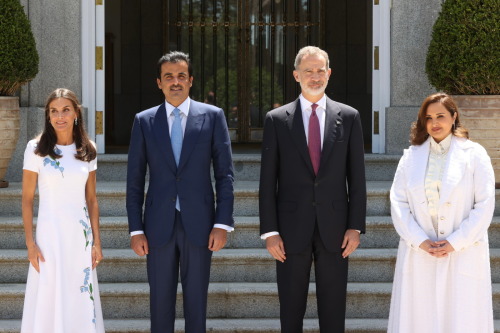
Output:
(21, 88), (105, 332)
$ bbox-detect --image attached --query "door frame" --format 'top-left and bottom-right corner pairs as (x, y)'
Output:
(82, 0), (106, 153)
(83, 0), (390, 152)
(371, 0), (391, 153)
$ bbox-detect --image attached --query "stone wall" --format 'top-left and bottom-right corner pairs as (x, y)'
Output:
(19, 0), (82, 108)
(5, 0), (83, 182)
(385, 106), (417, 154)
(454, 95), (500, 185)
(386, 0), (442, 154)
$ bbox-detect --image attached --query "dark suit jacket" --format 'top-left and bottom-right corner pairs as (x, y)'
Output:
(126, 100), (234, 248)
(259, 96), (366, 254)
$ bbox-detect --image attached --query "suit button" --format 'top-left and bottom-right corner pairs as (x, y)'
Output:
(171, 197), (176, 202)
(314, 182), (319, 187)
(440, 216), (445, 220)
(312, 202), (317, 206)
(446, 202), (451, 206)
(176, 177), (181, 181)
(440, 231), (445, 235)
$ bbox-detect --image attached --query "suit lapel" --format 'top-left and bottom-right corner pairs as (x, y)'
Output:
(152, 103), (178, 173)
(177, 101), (206, 172)
(287, 99), (315, 175)
(319, 98), (341, 174)
(407, 139), (430, 208)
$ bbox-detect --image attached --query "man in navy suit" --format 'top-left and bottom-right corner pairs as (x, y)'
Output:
(259, 46), (366, 332)
(126, 51), (234, 333)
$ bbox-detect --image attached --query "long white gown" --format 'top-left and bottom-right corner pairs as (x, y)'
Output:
(21, 140), (105, 333)
(388, 135), (495, 333)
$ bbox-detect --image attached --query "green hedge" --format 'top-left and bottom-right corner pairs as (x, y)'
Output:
(426, 0), (500, 95)
(0, 0), (39, 96)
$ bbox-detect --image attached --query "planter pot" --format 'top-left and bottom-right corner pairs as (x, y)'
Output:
(0, 96), (20, 188)
(453, 95), (500, 188)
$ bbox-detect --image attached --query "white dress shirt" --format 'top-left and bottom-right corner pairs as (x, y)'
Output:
(299, 93), (327, 149)
(166, 98), (190, 136)
(425, 133), (452, 237)
(131, 98), (233, 236)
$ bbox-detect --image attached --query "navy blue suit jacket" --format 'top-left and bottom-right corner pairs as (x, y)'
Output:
(126, 100), (234, 248)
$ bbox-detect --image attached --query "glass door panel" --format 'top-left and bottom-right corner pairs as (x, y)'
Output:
(165, 0), (321, 142)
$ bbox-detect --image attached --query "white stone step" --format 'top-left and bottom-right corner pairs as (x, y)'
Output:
(0, 318), (394, 333)
(5, 247), (500, 285)
(3, 215), (500, 250)
(95, 153), (402, 182)
(0, 248), (398, 283)
(0, 282), (394, 319)
(0, 180), (398, 217)
(3, 282), (500, 320)
(10, 181), (500, 219)
(0, 181), (262, 217)
(97, 153), (263, 182)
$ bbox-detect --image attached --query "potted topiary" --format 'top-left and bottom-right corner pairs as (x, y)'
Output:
(0, 0), (39, 188)
(426, 0), (500, 187)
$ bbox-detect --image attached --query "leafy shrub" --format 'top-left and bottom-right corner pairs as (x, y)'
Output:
(0, 0), (39, 96)
(426, 0), (500, 95)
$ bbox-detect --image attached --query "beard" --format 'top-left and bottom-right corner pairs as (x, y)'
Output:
(300, 80), (327, 97)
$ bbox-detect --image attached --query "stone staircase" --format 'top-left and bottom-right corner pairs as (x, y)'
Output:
(1, 153), (499, 332)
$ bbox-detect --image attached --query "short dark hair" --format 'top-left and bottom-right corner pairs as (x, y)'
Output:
(157, 51), (193, 79)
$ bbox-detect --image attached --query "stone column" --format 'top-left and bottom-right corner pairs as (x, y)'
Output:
(385, 0), (442, 154)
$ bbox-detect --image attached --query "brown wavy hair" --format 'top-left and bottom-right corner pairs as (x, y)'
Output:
(410, 92), (469, 145)
(35, 88), (97, 162)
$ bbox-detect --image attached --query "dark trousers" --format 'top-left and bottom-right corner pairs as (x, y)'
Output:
(147, 210), (213, 333)
(277, 224), (348, 333)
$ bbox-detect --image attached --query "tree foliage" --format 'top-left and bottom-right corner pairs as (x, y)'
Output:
(0, 0), (39, 96)
(426, 0), (500, 95)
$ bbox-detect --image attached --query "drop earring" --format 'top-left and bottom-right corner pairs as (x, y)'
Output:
(74, 118), (78, 126)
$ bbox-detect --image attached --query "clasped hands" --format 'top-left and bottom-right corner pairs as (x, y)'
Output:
(419, 239), (455, 258)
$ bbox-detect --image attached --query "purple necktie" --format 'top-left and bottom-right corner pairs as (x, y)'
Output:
(308, 103), (321, 175)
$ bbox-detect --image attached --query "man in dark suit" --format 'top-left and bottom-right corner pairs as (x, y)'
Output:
(259, 46), (367, 332)
(126, 51), (234, 333)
